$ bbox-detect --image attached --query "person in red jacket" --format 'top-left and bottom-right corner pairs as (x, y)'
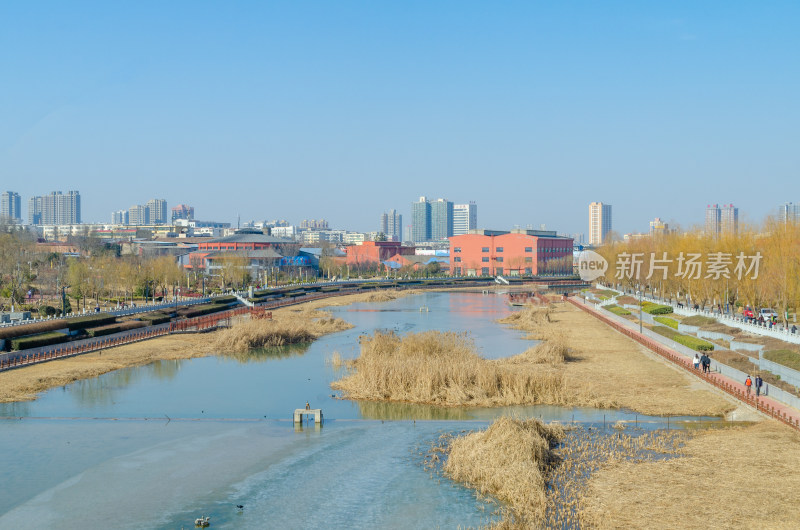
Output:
(745, 375), (753, 396)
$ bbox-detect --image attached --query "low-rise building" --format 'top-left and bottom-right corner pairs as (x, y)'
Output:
(449, 229), (573, 277)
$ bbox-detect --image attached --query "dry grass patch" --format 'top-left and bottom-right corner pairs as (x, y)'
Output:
(332, 331), (566, 407)
(580, 421), (800, 528)
(443, 417), (564, 527)
(507, 329), (573, 366)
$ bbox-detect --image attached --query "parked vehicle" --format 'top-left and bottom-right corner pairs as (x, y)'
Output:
(759, 308), (778, 320)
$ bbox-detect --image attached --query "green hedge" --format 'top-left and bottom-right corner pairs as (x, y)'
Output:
(213, 295), (237, 304)
(642, 302), (673, 315)
(87, 321), (148, 337)
(137, 312), (173, 325)
(0, 320), (66, 341)
(66, 314), (118, 331)
(651, 326), (714, 351)
(179, 303), (233, 319)
(604, 304), (631, 316)
(11, 331), (70, 351)
(654, 316), (679, 329)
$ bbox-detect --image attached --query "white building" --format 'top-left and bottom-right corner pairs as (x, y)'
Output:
(589, 202), (612, 246)
(453, 202), (477, 236)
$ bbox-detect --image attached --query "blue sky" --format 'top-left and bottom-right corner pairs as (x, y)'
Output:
(2, 1), (798, 235)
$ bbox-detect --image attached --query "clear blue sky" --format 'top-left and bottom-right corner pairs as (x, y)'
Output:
(2, 1), (798, 235)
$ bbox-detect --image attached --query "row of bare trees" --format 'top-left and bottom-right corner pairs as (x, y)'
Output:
(593, 219), (800, 323)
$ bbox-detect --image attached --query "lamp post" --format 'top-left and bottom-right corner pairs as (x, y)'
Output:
(637, 289), (643, 334)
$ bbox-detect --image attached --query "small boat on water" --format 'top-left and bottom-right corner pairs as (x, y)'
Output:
(195, 515), (210, 527)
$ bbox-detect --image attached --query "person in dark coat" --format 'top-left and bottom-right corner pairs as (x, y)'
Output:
(755, 375), (764, 397)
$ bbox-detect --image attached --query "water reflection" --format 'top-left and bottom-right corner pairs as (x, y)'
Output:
(221, 342), (312, 363)
(70, 360), (182, 407)
(355, 400), (474, 421)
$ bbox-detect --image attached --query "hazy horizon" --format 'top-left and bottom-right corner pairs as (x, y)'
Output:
(2, 2), (798, 235)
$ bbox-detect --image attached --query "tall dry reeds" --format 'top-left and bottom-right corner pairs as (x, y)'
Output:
(508, 328), (572, 366)
(213, 311), (352, 352)
(332, 330), (566, 407)
(444, 417), (564, 526)
(498, 304), (553, 333)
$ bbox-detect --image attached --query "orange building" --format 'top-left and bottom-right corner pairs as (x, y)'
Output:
(346, 241), (415, 269)
(449, 229), (573, 277)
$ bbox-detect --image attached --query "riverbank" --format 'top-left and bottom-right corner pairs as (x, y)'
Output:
(0, 289), (417, 404)
(334, 301), (738, 417)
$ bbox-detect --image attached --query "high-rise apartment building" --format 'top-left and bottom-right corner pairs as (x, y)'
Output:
(111, 210), (129, 225)
(411, 197), (432, 243)
(171, 204), (195, 222)
(453, 202), (478, 235)
(430, 198), (453, 241)
(28, 191), (81, 225)
(0, 191), (22, 223)
(379, 209), (403, 241)
(146, 199), (168, 225)
(129, 204), (150, 226)
(720, 204), (738, 235)
(411, 196), (454, 242)
(588, 202), (612, 246)
(706, 204), (738, 236)
(778, 202), (800, 224)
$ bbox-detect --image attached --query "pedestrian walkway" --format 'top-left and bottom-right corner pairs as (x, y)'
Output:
(568, 297), (800, 431)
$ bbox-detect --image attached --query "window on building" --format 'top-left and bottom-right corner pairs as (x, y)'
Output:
(495, 267), (504, 275)
(454, 257), (462, 262)
(524, 247), (533, 252)
(481, 267), (490, 275)
(496, 247), (503, 252)
(481, 247), (490, 252)
(454, 247), (461, 253)
(482, 257), (489, 262)
(525, 267), (532, 274)
(453, 267), (462, 275)
(525, 257), (533, 263)
(496, 257), (504, 263)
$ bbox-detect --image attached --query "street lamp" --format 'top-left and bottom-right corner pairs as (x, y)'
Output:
(637, 289), (643, 333)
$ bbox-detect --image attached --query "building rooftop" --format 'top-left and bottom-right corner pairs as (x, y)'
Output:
(208, 233), (291, 244)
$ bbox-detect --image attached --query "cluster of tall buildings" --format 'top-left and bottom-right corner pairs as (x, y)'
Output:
(112, 199), (168, 226)
(705, 204), (738, 236)
(379, 210), (403, 241)
(777, 202), (800, 224)
(27, 191), (82, 225)
(409, 197), (477, 243)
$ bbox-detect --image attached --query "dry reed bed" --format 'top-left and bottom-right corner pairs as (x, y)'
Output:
(213, 309), (352, 352)
(580, 420), (800, 528)
(442, 417), (564, 526)
(332, 330), (567, 407)
(428, 417), (694, 528)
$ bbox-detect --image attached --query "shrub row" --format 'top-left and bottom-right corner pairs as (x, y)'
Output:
(0, 320), (66, 341)
(87, 320), (148, 338)
(654, 316), (679, 329)
(651, 326), (714, 351)
(137, 311), (174, 325)
(604, 304), (631, 316)
(66, 314), (118, 331)
(11, 331), (70, 351)
(178, 303), (233, 319)
(642, 302), (673, 315)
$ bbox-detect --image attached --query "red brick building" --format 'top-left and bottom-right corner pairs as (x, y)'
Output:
(449, 229), (573, 277)
(346, 241), (415, 269)
(196, 233), (287, 252)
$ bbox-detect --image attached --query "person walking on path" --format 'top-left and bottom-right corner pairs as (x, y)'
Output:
(693, 354), (700, 371)
(701, 353), (710, 374)
(755, 375), (764, 397)
(745, 375), (753, 396)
